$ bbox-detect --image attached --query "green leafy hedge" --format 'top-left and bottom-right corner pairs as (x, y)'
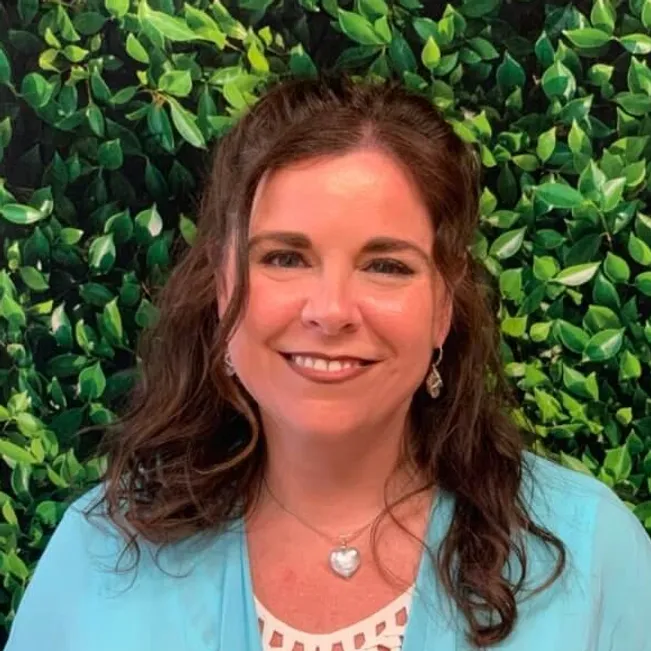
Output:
(1, 0), (651, 637)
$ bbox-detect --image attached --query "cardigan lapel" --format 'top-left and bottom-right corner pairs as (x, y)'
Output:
(402, 488), (460, 651)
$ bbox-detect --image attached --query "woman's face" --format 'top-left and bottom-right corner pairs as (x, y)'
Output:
(218, 148), (452, 440)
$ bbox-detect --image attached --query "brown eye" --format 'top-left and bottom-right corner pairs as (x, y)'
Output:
(260, 251), (307, 268)
(366, 259), (414, 275)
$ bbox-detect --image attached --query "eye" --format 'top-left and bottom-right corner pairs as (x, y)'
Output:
(259, 250), (307, 268)
(366, 258), (415, 276)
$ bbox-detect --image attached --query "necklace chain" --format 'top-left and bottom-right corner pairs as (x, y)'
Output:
(262, 476), (385, 547)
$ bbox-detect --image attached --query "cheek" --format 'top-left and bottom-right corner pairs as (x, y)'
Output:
(361, 287), (435, 343)
(233, 275), (300, 344)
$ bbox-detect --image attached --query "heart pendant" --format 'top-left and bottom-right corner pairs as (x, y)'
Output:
(329, 546), (361, 579)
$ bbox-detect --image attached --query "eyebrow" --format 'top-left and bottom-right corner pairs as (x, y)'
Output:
(248, 231), (432, 266)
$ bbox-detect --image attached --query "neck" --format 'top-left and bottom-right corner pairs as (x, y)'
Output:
(255, 409), (427, 533)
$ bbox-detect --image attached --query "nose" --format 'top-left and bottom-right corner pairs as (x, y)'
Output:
(300, 267), (361, 336)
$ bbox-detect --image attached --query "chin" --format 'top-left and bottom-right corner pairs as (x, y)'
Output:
(282, 409), (369, 439)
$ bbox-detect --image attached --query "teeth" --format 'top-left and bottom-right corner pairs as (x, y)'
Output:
(291, 355), (360, 372)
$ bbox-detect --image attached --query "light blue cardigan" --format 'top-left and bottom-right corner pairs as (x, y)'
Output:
(6, 451), (651, 651)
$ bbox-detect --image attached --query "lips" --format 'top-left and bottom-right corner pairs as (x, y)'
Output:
(280, 352), (374, 366)
(279, 352), (378, 383)
(279, 352), (375, 365)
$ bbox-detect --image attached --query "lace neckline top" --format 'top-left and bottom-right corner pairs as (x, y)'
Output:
(254, 583), (415, 651)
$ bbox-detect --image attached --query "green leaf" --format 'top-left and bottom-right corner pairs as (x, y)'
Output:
(62, 45), (88, 62)
(98, 139), (123, 170)
(102, 297), (123, 342)
(584, 305), (621, 332)
(619, 349), (641, 380)
(593, 272), (621, 310)
(167, 97), (206, 148)
(0, 293), (26, 328)
(628, 233), (651, 265)
(17, 0), (39, 25)
(21, 72), (54, 109)
(579, 160), (607, 199)
(489, 227), (526, 260)
(19, 266), (49, 291)
(533, 255), (559, 281)
(600, 177), (626, 212)
(139, 0), (199, 42)
(158, 70), (193, 97)
(556, 320), (590, 354)
(563, 28), (611, 48)
(562, 365), (599, 400)
(634, 271), (651, 296)
(247, 42), (269, 73)
(535, 32), (554, 68)
(583, 328), (625, 361)
(337, 9), (385, 45)
(134, 205), (163, 242)
(619, 33), (651, 55)
(501, 314), (528, 337)
(51, 303), (73, 349)
(90, 70), (112, 104)
(1, 203), (46, 225)
(536, 127), (556, 162)
(86, 105), (105, 136)
(0, 439), (36, 465)
(373, 16), (392, 43)
(422, 37), (441, 70)
(388, 30), (417, 74)
(126, 33), (149, 63)
(604, 446), (632, 482)
(184, 4), (227, 48)
(88, 233), (116, 273)
(568, 120), (591, 155)
(643, 0), (651, 29)
(467, 36), (499, 60)
(207, 0), (246, 40)
(179, 213), (196, 246)
(73, 11), (108, 35)
(591, 0), (616, 33)
(529, 321), (551, 343)
(56, 5), (81, 41)
(541, 60), (576, 100)
(0, 45), (11, 85)
(460, 0), (499, 18)
(499, 268), (522, 300)
(603, 252), (630, 283)
(535, 183), (584, 208)
(552, 262), (600, 286)
(78, 361), (106, 401)
(105, 0), (129, 18)
(496, 52), (525, 91)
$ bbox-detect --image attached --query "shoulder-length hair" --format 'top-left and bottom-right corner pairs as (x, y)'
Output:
(83, 71), (565, 648)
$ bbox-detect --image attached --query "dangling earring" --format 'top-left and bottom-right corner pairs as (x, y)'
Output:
(224, 350), (236, 377)
(426, 347), (444, 399)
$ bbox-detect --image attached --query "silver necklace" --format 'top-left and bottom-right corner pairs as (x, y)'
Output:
(262, 476), (386, 579)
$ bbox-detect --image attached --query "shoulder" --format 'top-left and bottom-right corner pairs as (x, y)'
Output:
(521, 449), (616, 529)
(57, 482), (238, 572)
(519, 450), (651, 580)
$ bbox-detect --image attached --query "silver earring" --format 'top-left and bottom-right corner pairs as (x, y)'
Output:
(224, 351), (236, 377)
(426, 347), (443, 399)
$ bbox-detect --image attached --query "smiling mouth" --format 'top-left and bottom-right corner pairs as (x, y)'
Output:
(279, 352), (377, 380)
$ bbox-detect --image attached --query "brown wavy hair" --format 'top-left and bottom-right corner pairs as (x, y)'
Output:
(81, 71), (566, 648)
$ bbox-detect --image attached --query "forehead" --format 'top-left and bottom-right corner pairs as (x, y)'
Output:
(249, 149), (434, 244)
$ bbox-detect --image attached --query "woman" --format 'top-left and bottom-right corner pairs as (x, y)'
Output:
(6, 72), (651, 651)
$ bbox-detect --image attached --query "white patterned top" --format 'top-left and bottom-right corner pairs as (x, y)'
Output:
(254, 583), (415, 651)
